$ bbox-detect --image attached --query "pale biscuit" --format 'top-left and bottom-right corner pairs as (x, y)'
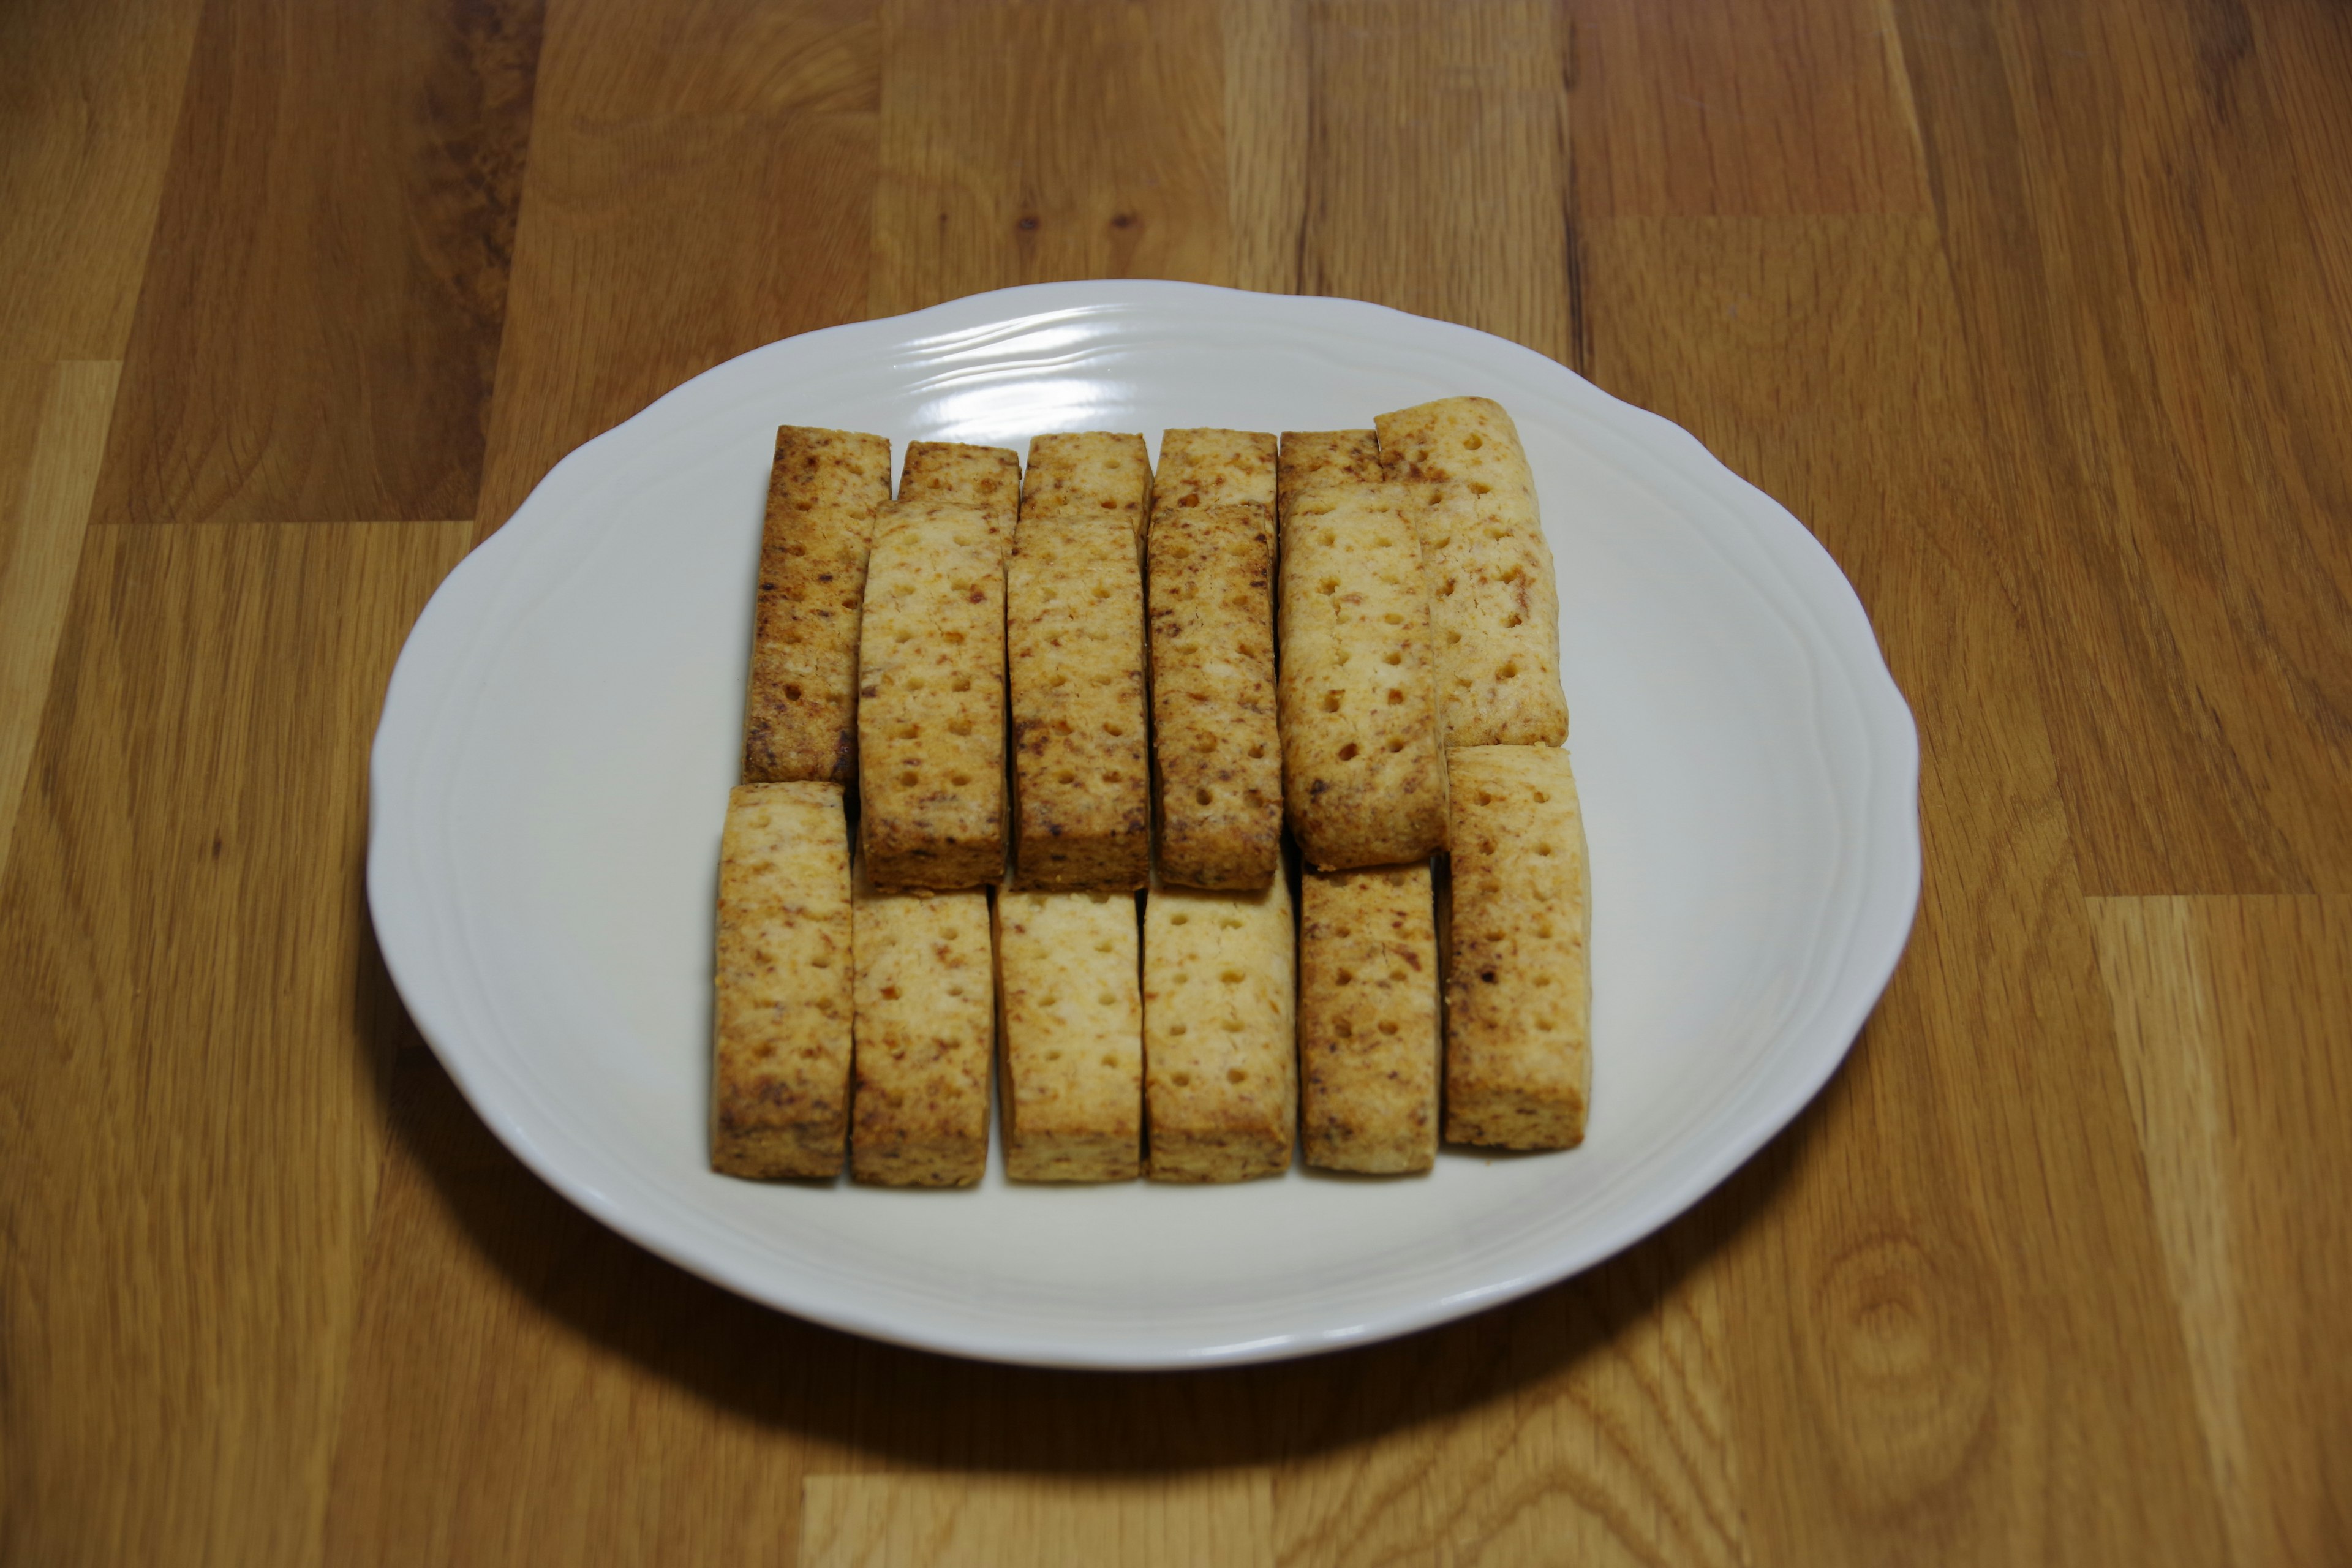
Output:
(995, 889), (1144, 1181)
(1008, 514), (1152, 891)
(1277, 483), (1449, 869)
(1443, 745), (1592, 1150)
(900, 440), (1021, 556)
(1142, 869), (1297, 1182)
(742, 427), (891, 785)
(1152, 428), (1276, 523)
(856, 505), (1006, 890)
(1376, 398), (1567, 747)
(712, 782), (853, 1178)
(1020, 431), (1152, 541)
(851, 876), (992, 1187)
(1299, 864), (1440, 1173)
(1147, 500), (1281, 889)
(1276, 429), (1381, 528)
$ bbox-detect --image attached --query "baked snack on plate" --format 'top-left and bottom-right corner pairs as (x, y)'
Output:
(742, 427), (891, 785)
(995, 888), (1145, 1181)
(1443, 745), (1592, 1149)
(1141, 866), (1297, 1182)
(850, 875), (992, 1187)
(1298, 862), (1441, 1174)
(856, 503), (1006, 891)
(900, 440), (1020, 559)
(1277, 480), (1449, 869)
(712, 781), (853, 1178)
(1376, 397), (1568, 747)
(1148, 429), (1281, 889)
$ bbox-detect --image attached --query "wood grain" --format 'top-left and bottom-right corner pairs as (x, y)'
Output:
(869, 0), (1229, 318)
(802, 1472), (1276, 1567)
(1581, 214), (2224, 1562)
(0, 0), (205, 359)
(472, 0), (878, 538)
(2090, 895), (2352, 1567)
(1895, 0), (2352, 894)
(89, 0), (543, 527)
(0, 521), (472, 1567)
(0, 361), (117, 887)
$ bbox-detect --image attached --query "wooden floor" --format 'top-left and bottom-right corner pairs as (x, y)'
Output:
(4, 1), (2348, 1562)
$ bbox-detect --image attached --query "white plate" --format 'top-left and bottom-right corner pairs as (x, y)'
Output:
(369, 281), (1918, 1368)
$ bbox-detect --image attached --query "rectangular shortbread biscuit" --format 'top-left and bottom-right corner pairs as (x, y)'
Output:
(1020, 431), (1152, 541)
(712, 782), (853, 1178)
(1444, 745), (1592, 1150)
(1142, 870), (1297, 1182)
(1376, 398), (1568, 747)
(742, 427), (892, 785)
(995, 889), (1144, 1181)
(1299, 864), (1441, 1174)
(1008, 514), (1152, 891)
(856, 505), (1006, 890)
(1277, 483), (1449, 870)
(1152, 428), (1276, 522)
(851, 877), (993, 1187)
(900, 440), (1021, 555)
(1276, 429), (1381, 529)
(1147, 500), (1282, 889)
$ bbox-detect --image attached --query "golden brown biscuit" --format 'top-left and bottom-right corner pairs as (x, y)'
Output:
(1277, 482), (1449, 869)
(1299, 863), (1441, 1173)
(1020, 431), (1152, 541)
(712, 782), (853, 1178)
(1148, 499), (1282, 889)
(1008, 505), (1152, 891)
(901, 440), (1021, 555)
(1376, 398), (1567, 747)
(1276, 429), (1381, 529)
(742, 427), (892, 785)
(856, 505), (1006, 890)
(1152, 428), (1277, 523)
(851, 876), (992, 1187)
(1142, 870), (1297, 1182)
(1444, 745), (1592, 1149)
(995, 888), (1144, 1181)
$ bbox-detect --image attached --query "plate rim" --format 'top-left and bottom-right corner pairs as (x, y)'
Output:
(368, 279), (1921, 1369)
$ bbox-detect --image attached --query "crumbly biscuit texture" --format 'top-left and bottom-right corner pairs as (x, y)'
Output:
(995, 889), (1144, 1181)
(857, 508), (1006, 890)
(1299, 864), (1441, 1174)
(712, 782), (853, 1178)
(900, 441), (1020, 553)
(742, 427), (892, 784)
(1373, 397), (1537, 502)
(1444, 745), (1592, 1150)
(1020, 431), (1152, 540)
(1278, 483), (1450, 869)
(851, 880), (993, 1187)
(1152, 428), (1276, 522)
(1148, 502), (1282, 889)
(1008, 516), (1152, 890)
(1276, 429), (1382, 526)
(1142, 872), (1297, 1182)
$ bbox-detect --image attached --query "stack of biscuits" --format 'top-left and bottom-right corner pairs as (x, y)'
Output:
(714, 398), (1589, 1187)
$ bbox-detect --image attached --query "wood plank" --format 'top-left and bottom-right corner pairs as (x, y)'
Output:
(1580, 213), (2225, 1561)
(1272, 1221), (1749, 1567)
(869, 0), (1229, 320)
(318, 1050), (870, 1567)
(1297, 0), (1574, 365)
(0, 0), (205, 359)
(1567, 0), (1930, 216)
(2089, 894), (2352, 1567)
(802, 1472), (1275, 1568)
(1894, 0), (2352, 894)
(0, 361), (117, 887)
(0, 520), (473, 1567)
(89, 0), (544, 527)
(1220, 0), (1308, 295)
(471, 0), (878, 540)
